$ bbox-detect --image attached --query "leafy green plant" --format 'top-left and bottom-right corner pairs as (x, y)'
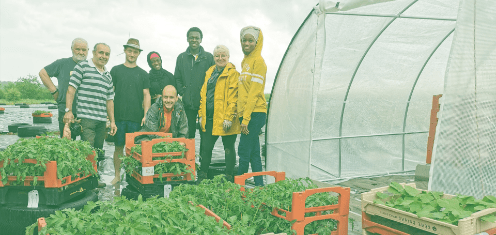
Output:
(0, 137), (96, 186)
(171, 175), (339, 234)
(32, 110), (51, 115)
(120, 155), (193, 182)
(130, 141), (187, 155)
(26, 195), (232, 235)
(374, 182), (496, 225)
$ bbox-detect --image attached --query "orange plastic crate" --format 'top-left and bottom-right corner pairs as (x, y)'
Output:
(125, 132), (172, 156)
(235, 171), (350, 235)
(130, 159), (195, 184)
(124, 132), (196, 184)
(0, 152), (97, 188)
(32, 113), (53, 118)
(129, 137), (195, 167)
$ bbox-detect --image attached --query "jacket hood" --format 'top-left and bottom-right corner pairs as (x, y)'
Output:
(241, 27), (263, 58)
(222, 62), (236, 73)
(147, 51), (162, 70)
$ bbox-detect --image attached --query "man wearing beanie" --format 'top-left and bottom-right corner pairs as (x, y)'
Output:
(237, 26), (268, 186)
(147, 51), (175, 103)
(110, 38), (151, 185)
(174, 27), (214, 139)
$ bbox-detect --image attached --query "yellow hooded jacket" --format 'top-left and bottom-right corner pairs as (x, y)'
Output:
(199, 62), (241, 136)
(238, 28), (267, 126)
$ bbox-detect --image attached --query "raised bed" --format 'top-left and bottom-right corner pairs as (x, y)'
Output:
(33, 111), (53, 124)
(235, 171), (350, 235)
(18, 125), (48, 137)
(362, 183), (496, 235)
(7, 122), (30, 133)
(124, 132), (195, 184)
(0, 152), (97, 188)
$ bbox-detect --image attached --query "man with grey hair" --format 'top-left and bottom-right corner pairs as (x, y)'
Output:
(40, 37), (88, 140)
(64, 43), (117, 188)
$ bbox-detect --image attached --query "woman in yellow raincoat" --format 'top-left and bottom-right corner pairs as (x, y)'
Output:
(237, 26), (267, 186)
(198, 45), (240, 183)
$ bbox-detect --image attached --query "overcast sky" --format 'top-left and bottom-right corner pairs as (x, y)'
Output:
(0, 0), (318, 93)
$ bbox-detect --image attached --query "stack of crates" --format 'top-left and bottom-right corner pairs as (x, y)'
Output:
(123, 132), (196, 200)
(0, 152), (97, 206)
(235, 171), (350, 235)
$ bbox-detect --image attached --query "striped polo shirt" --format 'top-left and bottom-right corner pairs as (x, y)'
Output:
(69, 59), (115, 122)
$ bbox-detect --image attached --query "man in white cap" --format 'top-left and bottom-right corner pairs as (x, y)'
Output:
(110, 38), (151, 185)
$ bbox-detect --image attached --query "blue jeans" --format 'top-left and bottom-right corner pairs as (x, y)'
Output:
(237, 112), (266, 186)
(115, 121), (141, 146)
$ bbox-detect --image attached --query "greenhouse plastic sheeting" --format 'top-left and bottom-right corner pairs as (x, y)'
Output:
(267, 0), (459, 181)
(429, 0), (496, 198)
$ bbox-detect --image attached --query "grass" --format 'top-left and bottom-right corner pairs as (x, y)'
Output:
(0, 99), (55, 105)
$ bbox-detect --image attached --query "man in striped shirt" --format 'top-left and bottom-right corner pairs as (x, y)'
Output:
(64, 43), (117, 187)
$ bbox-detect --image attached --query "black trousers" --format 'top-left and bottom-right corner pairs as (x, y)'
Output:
(185, 108), (198, 139)
(200, 119), (237, 176)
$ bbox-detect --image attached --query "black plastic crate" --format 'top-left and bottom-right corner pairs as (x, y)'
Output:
(0, 176), (97, 206)
(124, 174), (194, 200)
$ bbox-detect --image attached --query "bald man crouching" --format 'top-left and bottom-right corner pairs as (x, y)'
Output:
(139, 85), (188, 137)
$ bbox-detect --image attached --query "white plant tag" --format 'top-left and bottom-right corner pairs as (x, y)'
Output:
(27, 190), (39, 208)
(164, 185), (172, 198)
(142, 166), (154, 176)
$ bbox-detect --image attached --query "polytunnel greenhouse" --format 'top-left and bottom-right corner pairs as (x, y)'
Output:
(266, 0), (496, 198)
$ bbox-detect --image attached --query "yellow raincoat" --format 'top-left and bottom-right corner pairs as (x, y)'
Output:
(238, 28), (267, 126)
(199, 63), (241, 136)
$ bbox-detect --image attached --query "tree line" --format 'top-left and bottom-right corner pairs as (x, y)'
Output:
(0, 75), (52, 101)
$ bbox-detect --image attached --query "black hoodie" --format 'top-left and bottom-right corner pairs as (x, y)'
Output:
(147, 51), (176, 98)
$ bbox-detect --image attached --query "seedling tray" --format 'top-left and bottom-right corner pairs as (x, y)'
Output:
(124, 174), (194, 200)
(125, 132), (195, 167)
(124, 132), (172, 157)
(235, 171), (349, 235)
(130, 160), (195, 184)
(0, 153), (97, 188)
(362, 183), (496, 235)
(0, 176), (97, 206)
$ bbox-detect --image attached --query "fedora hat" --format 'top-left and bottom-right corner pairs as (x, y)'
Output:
(123, 38), (142, 51)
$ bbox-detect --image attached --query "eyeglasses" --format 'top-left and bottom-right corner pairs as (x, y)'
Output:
(214, 54), (228, 58)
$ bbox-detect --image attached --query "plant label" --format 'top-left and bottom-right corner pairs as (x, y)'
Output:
(28, 190), (39, 208)
(164, 185), (172, 198)
(142, 166), (154, 176)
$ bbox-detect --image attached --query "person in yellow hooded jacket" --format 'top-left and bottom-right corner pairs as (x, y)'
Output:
(237, 26), (267, 186)
(197, 45), (241, 183)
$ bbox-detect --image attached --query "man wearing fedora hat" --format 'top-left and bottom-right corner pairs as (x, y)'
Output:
(110, 38), (151, 185)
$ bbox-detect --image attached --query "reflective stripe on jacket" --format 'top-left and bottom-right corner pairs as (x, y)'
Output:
(238, 29), (267, 126)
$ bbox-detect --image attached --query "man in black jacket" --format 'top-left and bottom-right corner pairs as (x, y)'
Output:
(174, 27), (214, 139)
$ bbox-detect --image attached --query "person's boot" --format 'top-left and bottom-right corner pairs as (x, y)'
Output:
(196, 171), (208, 185)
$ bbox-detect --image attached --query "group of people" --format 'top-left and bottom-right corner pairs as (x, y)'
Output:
(39, 26), (267, 187)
